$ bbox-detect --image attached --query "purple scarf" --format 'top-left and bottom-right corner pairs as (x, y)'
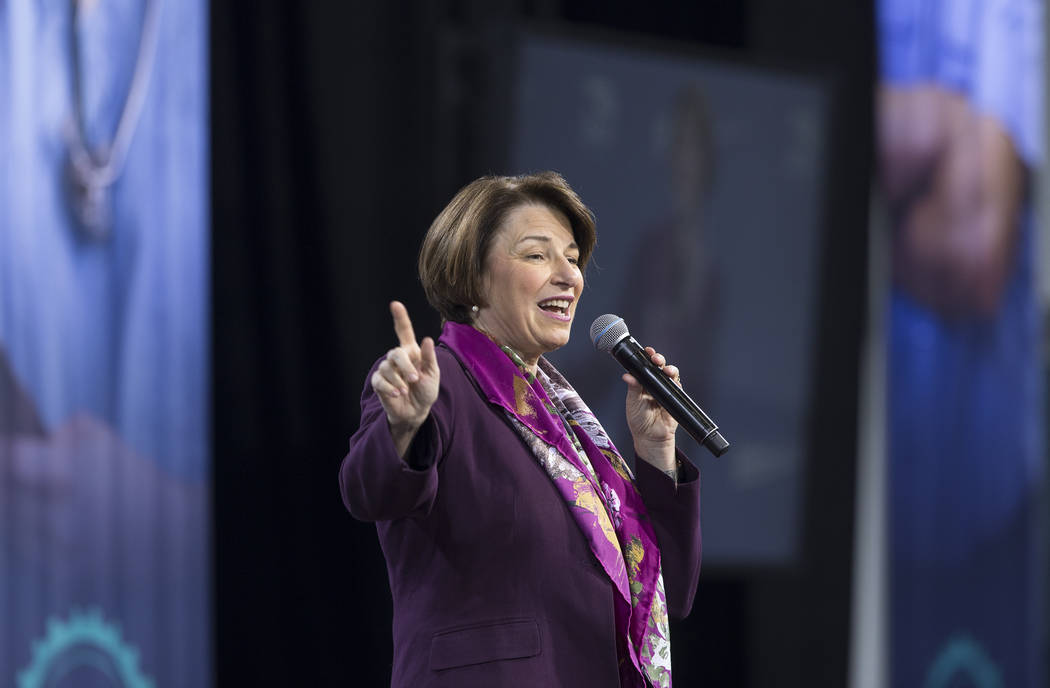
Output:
(441, 322), (673, 688)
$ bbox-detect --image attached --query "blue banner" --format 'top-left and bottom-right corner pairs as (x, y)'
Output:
(0, 0), (209, 685)
(879, 0), (1045, 685)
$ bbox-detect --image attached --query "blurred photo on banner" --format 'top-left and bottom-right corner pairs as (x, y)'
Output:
(877, 0), (1045, 685)
(510, 31), (833, 566)
(0, 0), (210, 686)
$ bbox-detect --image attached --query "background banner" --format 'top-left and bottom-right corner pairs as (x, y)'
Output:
(877, 0), (1045, 685)
(0, 0), (210, 685)
(510, 31), (831, 566)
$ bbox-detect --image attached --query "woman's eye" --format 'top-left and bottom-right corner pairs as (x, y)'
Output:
(527, 253), (544, 260)
(568, 257), (579, 265)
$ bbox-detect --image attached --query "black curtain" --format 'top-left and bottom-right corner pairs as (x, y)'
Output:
(212, 3), (442, 684)
(212, 2), (871, 685)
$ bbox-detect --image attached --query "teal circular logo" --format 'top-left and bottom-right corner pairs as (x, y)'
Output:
(18, 609), (154, 688)
(923, 634), (1003, 688)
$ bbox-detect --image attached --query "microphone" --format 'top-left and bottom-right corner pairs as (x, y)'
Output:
(590, 314), (730, 457)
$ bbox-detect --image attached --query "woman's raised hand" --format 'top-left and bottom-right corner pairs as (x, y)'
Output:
(372, 302), (440, 455)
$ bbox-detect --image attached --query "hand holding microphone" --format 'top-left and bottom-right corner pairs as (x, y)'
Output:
(591, 314), (730, 458)
(621, 343), (683, 469)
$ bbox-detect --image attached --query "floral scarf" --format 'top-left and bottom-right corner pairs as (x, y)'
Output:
(441, 322), (673, 688)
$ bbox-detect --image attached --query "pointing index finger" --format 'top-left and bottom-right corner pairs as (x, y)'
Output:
(390, 301), (418, 349)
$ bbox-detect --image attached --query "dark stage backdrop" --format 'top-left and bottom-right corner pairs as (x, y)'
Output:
(212, 2), (871, 686)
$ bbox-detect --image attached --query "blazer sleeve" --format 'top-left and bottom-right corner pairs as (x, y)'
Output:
(635, 452), (702, 620)
(338, 355), (453, 522)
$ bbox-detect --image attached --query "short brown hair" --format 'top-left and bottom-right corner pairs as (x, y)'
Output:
(418, 171), (597, 323)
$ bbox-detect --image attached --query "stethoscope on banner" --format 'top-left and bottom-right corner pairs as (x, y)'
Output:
(64, 0), (160, 241)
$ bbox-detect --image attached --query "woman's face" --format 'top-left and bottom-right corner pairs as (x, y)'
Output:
(474, 203), (583, 366)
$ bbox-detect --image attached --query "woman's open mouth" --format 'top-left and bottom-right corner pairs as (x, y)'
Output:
(538, 298), (573, 321)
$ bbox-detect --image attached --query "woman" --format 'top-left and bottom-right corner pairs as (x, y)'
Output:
(339, 172), (702, 687)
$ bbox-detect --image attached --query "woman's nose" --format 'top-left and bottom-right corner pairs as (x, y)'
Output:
(551, 257), (580, 287)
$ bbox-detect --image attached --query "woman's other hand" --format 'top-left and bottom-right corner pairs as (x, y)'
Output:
(623, 346), (679, 472)
(372, 301), (440, 457)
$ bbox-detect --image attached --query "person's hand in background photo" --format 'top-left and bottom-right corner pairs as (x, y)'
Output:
(879, 85), (1026, 319)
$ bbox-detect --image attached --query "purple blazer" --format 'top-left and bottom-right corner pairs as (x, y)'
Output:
(340, 342), (702, 687)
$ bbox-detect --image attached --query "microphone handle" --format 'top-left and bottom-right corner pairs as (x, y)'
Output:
(611, 336), (729, 457)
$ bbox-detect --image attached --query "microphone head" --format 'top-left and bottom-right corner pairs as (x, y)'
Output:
(590, 314), (630, 353)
